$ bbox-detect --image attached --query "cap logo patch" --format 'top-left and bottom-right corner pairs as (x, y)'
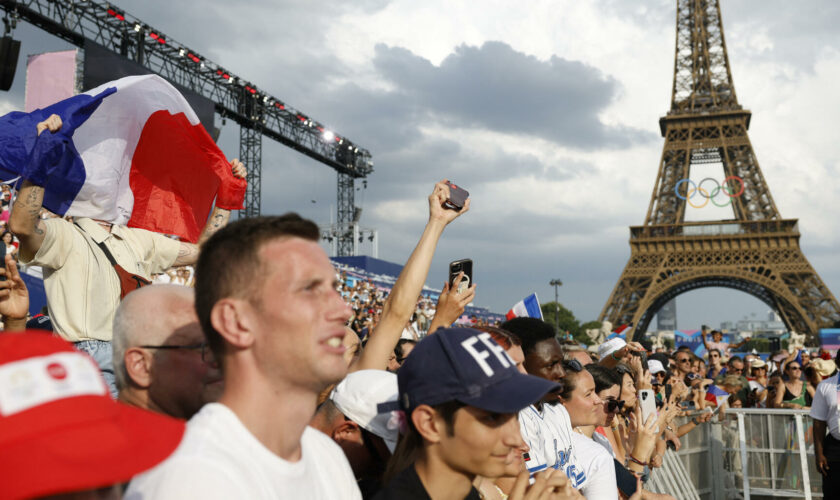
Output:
(46, 362), (67, 380)
(461, 332), (512, 377)
(0, 352), (106, 416)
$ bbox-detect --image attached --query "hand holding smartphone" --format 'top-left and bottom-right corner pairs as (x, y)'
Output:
(449, 259), (473, 295)
(638, 389), (657, 424)
(443, 181), (469, 211)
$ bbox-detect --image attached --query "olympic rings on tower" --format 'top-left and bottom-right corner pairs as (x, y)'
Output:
(673, 176), (744, 208)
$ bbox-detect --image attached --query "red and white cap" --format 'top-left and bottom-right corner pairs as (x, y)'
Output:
(0, 331), (185, 499)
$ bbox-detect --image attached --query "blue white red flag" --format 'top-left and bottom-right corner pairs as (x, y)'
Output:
(705, 384), (729, 407)
(0, 75), (243, 243)
(506, 293), (543, 320)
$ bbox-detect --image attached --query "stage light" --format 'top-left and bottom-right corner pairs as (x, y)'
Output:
(274, 102), (285, 110)
(179, 49), (185, 57)
(323, 130), (335, 142)
(134, 24), (142, 32)
(106, 8), (125, 21)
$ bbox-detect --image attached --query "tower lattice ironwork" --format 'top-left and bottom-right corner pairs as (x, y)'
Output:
(599, 0), (840, 340)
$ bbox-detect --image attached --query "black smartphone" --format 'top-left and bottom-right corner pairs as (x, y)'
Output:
(443, 181), (469, 211)
(630, 349), (647, 367)
(449, 259), (473, 294)
(665, 383), (672, 402)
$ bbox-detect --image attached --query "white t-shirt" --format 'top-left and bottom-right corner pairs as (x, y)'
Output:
(592, 430), (615, 457)
(126, 403), (361, 500)
(810, 373), (840, 440)
(571, 432), (618, 500)
(518, 402), (586, 488)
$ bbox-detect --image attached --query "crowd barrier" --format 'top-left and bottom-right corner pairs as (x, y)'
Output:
(648, 408), (821, 499)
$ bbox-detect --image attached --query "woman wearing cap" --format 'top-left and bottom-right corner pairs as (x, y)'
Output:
(747, 359), (769, 407)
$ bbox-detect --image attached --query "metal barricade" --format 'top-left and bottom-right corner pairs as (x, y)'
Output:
(660, 408), (822, 500)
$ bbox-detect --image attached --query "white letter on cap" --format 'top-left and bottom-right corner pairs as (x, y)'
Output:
(478, 332), (512, 368)
(461, 336), (494, 377)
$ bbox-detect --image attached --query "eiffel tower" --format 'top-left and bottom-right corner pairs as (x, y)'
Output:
(599, 0), (840, 340)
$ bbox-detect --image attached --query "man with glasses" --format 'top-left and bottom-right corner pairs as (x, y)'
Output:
(673, 352), (694, 379)
(716, 356), (750, 406)
(112, 284), (223, 420)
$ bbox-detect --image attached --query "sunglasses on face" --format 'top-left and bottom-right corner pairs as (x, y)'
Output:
(730, 367), (743, 373)
(677, 358), (691, 363)
(788, 366), (801, 371)
(564, 359), (584, 372)
(605, 399), (625, 413)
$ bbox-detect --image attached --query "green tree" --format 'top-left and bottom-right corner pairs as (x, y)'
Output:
(540, 302), (594, 345)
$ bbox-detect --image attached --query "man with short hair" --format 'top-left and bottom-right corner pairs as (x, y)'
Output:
(375, 327), (571, 499)
(502, 317), (586, 489)
(127, 214), (360, 499)
(673, 350), (694, 378)
(112, 284), (223, 420)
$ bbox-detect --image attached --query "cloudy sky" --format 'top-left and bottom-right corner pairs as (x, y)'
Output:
(2, 0), (838, 330)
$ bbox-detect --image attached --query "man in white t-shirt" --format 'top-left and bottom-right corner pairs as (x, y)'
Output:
(126, 214), (360, 499)
(810, 350), (840, 497)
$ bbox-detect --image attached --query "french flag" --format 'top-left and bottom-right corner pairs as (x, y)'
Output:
(705, 384), (729, 407)
(0, 75), (243, 243)
(506, 293), (543, 320)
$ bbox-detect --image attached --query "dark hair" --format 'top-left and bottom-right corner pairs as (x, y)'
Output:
(194, 214), (320, 364)
(474, 325), (520, 350)
(501, 317), (555, 356)
(728, 356), (743, 367)
(708, 348), (721, 357)
(382, 400), (463, 484)
(586, 364), (622, 394)
(394, 339), (416, 363)
(558, 361), (584, 400)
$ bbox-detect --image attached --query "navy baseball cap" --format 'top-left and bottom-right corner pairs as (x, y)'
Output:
(398, 327), (560, 414)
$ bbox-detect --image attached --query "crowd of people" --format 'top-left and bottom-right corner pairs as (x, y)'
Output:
(0, 113), (838, 500)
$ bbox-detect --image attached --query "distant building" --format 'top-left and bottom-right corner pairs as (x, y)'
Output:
(720, 310), (785, 335)
(657, 299), (677, 331)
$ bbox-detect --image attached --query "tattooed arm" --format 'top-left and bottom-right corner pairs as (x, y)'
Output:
(172, 207), (230, 266)
(8, 180), (47, 263)
(9, 115), (63, 262)
(171, 158), (246, 267)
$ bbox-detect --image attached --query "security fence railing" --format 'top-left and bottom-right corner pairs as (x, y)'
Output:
(649, 408), (820, 500)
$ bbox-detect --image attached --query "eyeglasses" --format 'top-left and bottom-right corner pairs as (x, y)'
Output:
(788, 366), (801, 371)
(140, 342), (212, 363)
(729, 367), (743, 373)
(677, 357), (691, 364)
(564, 359), (583, 372)
(605, 398), (625, 413)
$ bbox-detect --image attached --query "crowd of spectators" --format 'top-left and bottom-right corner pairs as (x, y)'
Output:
(2, 113), (839, 500)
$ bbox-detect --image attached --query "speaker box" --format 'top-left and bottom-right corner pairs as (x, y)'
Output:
(0, 36), (20, 91)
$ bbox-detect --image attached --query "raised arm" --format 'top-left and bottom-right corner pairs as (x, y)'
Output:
(9, 114), (63, 262)
(700, 327), (711, 351)
(354, 180), (469, 371)
(172, 159), (247, 267)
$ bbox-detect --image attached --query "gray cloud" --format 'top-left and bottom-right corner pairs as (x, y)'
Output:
(371, 42), (654, 149)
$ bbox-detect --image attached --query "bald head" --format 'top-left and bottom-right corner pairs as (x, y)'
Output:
(113, 284), (222, 419)
(113, 285), (196, 386)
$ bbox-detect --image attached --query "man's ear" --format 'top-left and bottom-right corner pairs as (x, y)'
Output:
(210, 298), (255, 349)
(412, 405), (445, 444)
(124, 347), (152, 389)
(332, 420), (363, 445)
